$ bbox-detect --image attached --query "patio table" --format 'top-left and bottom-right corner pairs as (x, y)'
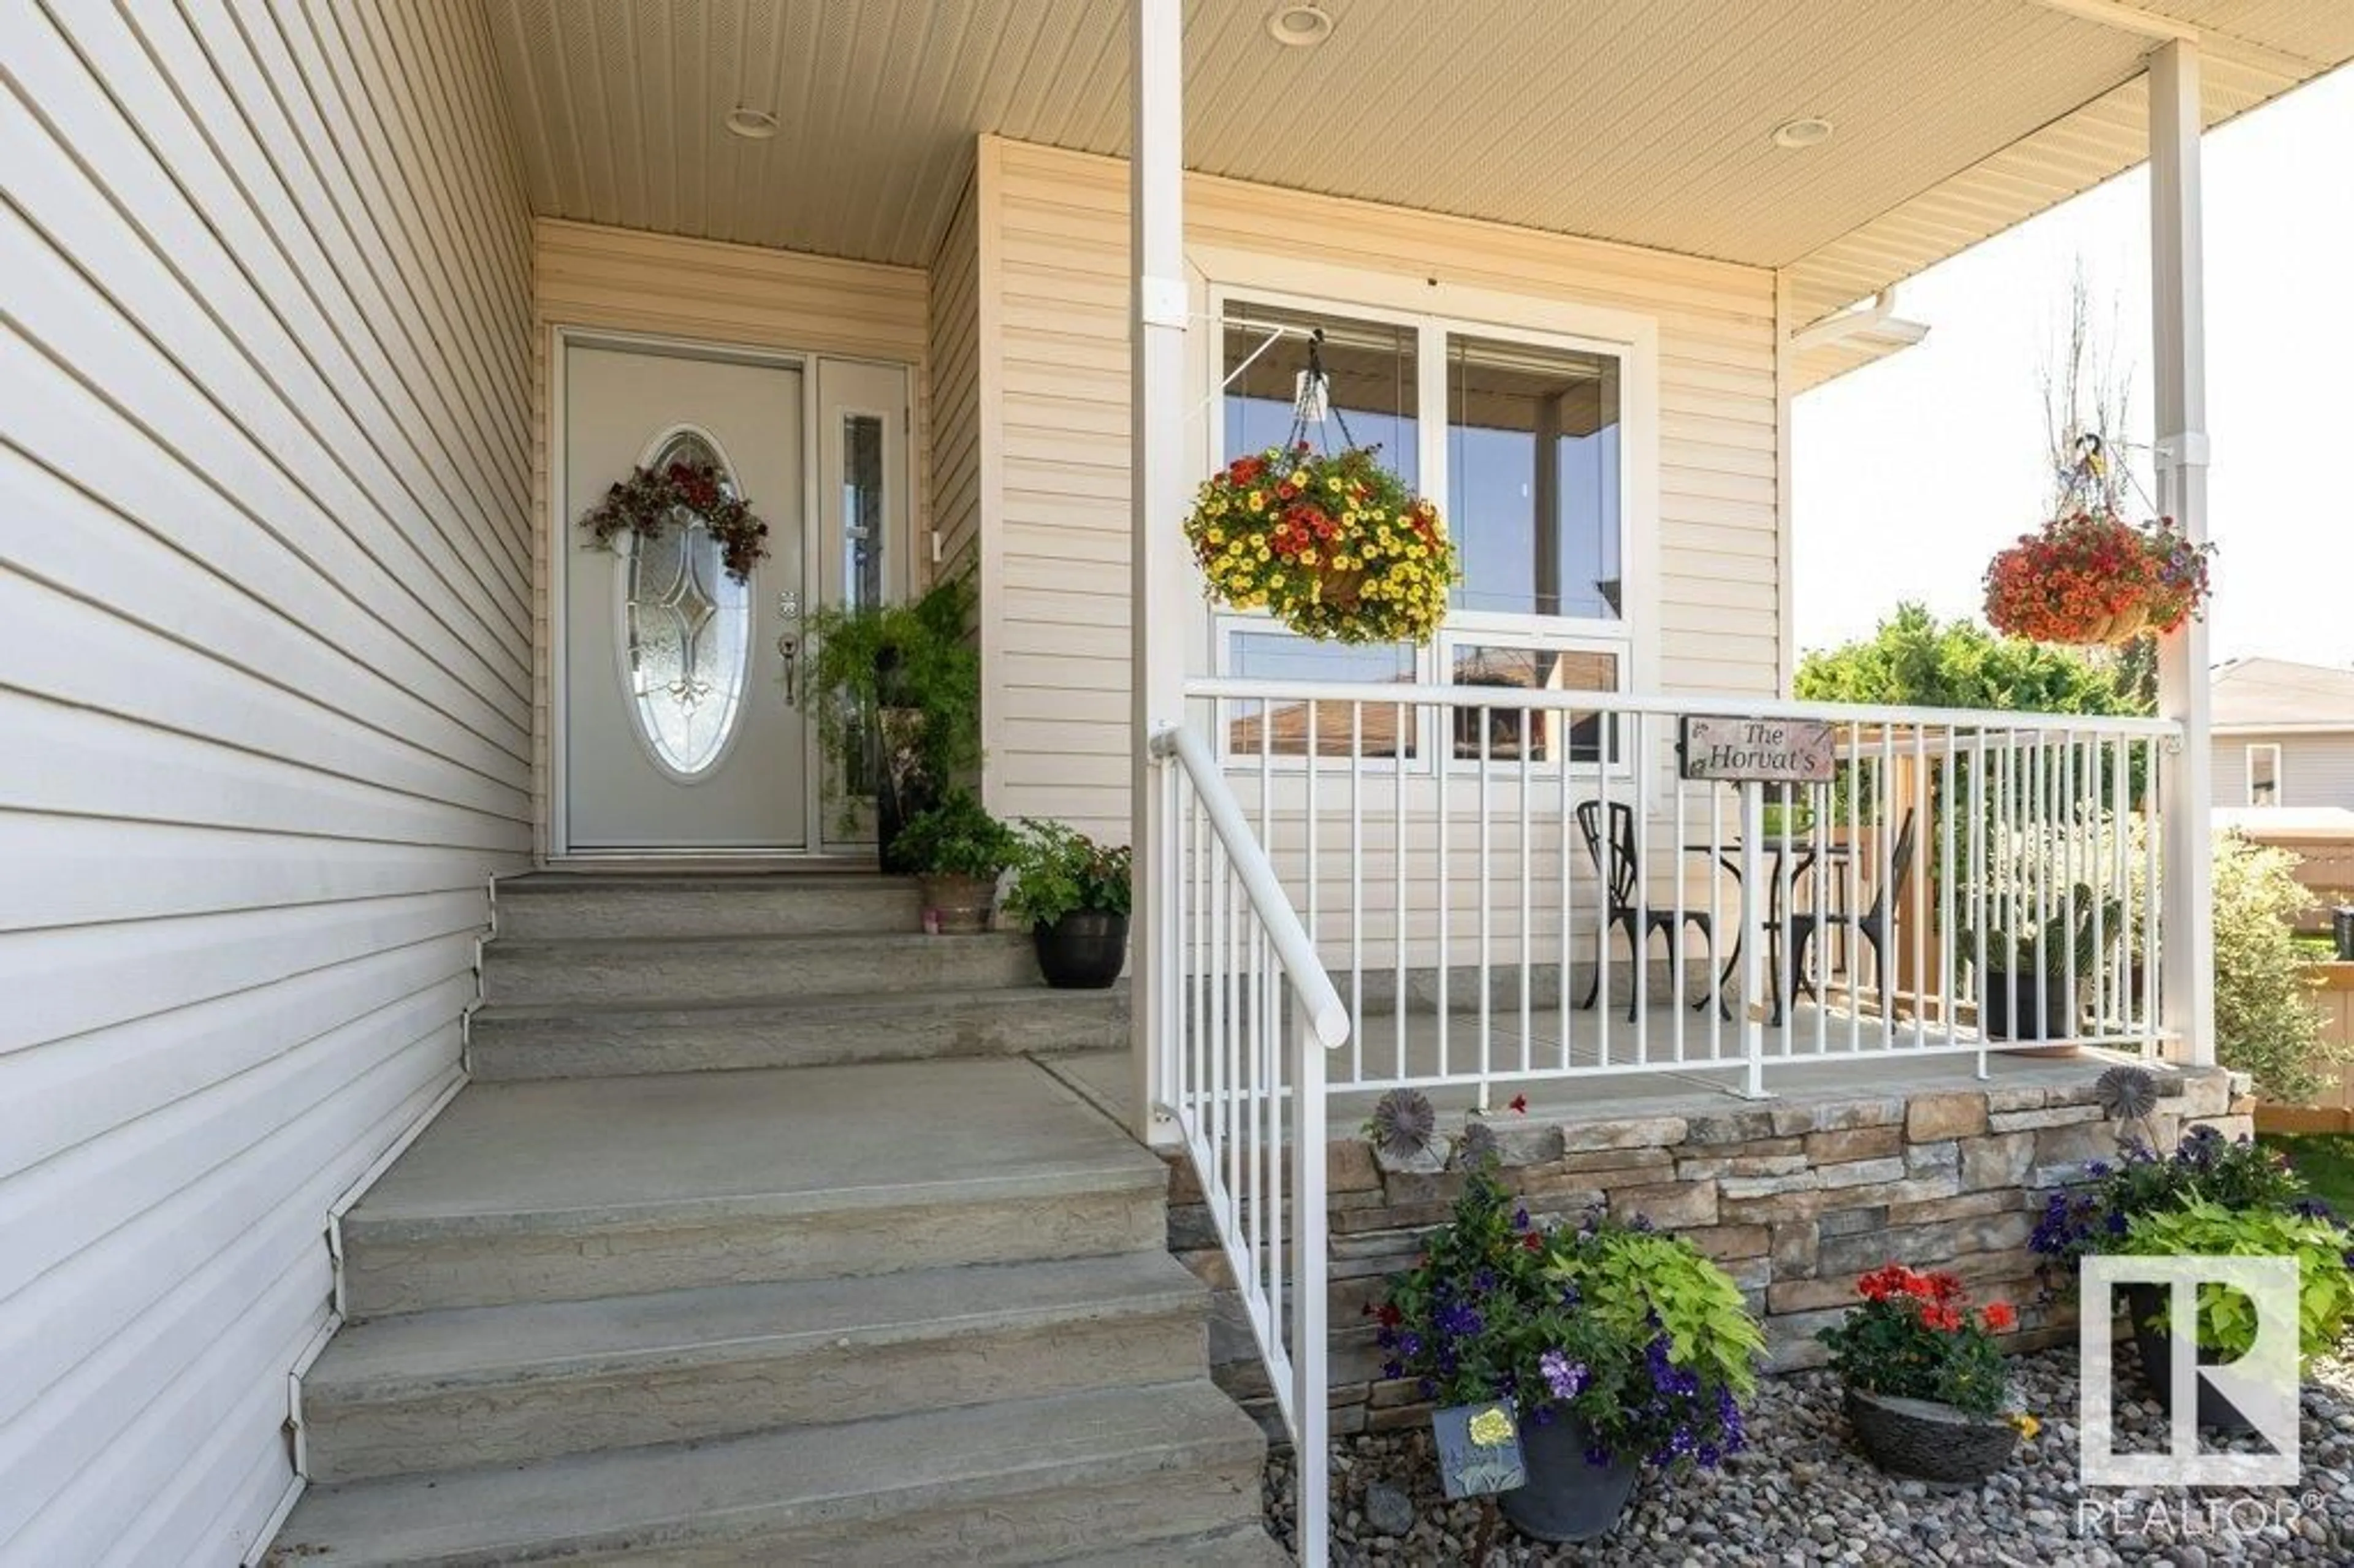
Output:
(1683, 839), (1855, 1024)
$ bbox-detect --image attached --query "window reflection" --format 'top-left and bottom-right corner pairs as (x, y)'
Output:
(1447, 336), (1621, 620)
(1223, 301), (1417, 479)
(1225, 633), (1416, 759)
(1447, 644), (1618, 764)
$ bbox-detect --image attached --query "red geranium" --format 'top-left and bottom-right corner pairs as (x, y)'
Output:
(1818, 1261), (2021, 1421)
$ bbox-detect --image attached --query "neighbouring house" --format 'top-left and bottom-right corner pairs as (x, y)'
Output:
(7, 4), (2348, 1564)
(2212, 657), (2354, 904)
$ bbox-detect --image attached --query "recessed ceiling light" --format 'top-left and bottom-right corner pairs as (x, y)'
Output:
(1772, 116), (1835, 150)
(724, 107), (779, 140)
(1267, 4), (1335, 47)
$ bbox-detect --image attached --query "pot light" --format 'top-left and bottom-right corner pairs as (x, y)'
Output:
(1772, 116), (1835, 150)
(724, 107), (779, 140)
(1267, 4), (1335, 47)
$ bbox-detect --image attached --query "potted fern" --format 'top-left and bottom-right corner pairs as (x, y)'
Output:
(1002, 821), (1132, 988)
(806, 577), (980, 872)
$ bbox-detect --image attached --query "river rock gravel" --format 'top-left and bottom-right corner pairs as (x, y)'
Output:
(1265, 1350), (2354, 1566)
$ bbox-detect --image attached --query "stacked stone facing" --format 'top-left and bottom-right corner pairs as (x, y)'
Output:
(1167, 1067), (2249, 1439)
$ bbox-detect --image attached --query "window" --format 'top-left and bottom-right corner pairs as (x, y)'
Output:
(2247, 744), (2282, 806)
(1212, 292), (1637, 764)
(1447, 335), (1621, 621)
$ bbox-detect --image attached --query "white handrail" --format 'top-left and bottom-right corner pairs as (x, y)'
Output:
(1148, 720), (1346, 1567)
(1185, 677), (2185, 737)
(1153, 725), (1352, 1049)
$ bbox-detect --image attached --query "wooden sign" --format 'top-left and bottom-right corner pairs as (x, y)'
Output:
(1431, 1401), (1528, 1500)
(1680, 716), (1835, 784)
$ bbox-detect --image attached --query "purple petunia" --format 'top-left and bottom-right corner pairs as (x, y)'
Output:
(1539, 1349), (1589, 1400)
(1434, 1301), (1484, 1340)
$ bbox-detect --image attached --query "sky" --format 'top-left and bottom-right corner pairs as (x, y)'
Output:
(1792, 63), (2354, 671)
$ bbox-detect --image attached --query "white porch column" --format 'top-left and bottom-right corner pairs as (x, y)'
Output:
(1130, 0), (1189, 1141)
(2149, 39), (2215, 1068)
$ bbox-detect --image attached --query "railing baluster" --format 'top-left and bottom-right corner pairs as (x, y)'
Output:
(1350, 702), (1363, 1085)
(1438, 694), (1451, 1082)
(1478, 707), (1493, 1106)
(1394, 700), (1407, 1083)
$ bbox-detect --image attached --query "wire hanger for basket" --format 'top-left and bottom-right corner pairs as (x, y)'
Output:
(1286, 328), (1360, 457)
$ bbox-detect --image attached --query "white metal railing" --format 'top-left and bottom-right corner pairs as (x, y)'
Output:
(1181, 680), (2183, 1103)
(1148, 724), (1347, 1568)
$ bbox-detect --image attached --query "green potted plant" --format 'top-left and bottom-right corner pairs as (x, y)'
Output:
(2033, 1125), (2353, 1428)
(891, 790), (1015, 934)
(1377, 1166), (1761, 1544)
(1817, 1263), (2034, 1483)
(1961, 881), (2119, 1041)
(1002, 821), (1132, 988)
(806, 577), (981, 872)
(2111, 1200), (2354, 1430)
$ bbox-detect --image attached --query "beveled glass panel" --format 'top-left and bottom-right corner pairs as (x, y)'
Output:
(623, 433), (750, 777)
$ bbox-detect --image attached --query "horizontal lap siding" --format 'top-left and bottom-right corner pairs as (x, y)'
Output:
(0, 1), (531, 1562)
(2212, 733), (2354, 812)
(528, 220), (932, 848)
(979, 138), (1783, 846)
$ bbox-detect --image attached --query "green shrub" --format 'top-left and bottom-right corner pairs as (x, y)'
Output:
(2212, 831), (2334, 1102)
(2118, 1198), (2354, 1366)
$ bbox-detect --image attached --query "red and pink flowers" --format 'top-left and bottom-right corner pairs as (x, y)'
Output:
(1983, 509), (2212, 644)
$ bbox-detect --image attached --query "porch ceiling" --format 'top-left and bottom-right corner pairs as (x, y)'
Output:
(483, 1), (2351, 326)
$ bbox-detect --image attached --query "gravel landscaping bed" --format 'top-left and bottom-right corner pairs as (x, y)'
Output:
(1266, 1350), (2354, 1566)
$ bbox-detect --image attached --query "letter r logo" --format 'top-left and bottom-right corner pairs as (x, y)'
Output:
(2079, 1256), (2301, 1487)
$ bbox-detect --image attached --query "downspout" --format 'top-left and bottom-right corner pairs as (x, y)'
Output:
(1788, 286), (1899, 353)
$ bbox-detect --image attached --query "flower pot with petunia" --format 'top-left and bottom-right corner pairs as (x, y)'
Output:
(1374, 1158), (1763, 1543)
(1983, 509), (2212, 646)
(1818, 1264), (2033, 1483)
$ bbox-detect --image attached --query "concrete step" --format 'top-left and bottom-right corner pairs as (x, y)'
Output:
(480, 929), (1040, 1008)
(495, 872), (923, 941)
(272, 1380), (1268, 1567)
(470, 983), (1129, 1079)
(1047, 1522), (1293, 1566)
(302, 1250), (1208, 1483)
(339, 1060), (1166, 1315)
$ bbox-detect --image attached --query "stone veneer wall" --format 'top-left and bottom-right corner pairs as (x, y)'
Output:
(1167, 1067), (2249, 1440)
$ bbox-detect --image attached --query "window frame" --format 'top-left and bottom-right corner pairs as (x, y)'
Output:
(1201, 275), (1655, 774)
(2246, 742), (2284, 807)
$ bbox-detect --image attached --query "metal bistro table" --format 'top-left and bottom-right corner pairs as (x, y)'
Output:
(1684, 834), (1854, 1026)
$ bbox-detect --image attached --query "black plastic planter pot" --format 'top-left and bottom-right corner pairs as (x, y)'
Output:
(2127, 1284), (2258, 1433)
(1033, 910), (1128, 988)
(1496, 1410), (1640, 1545)
(1982, 970), (2073, 1041)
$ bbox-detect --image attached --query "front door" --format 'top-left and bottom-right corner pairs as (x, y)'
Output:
(562, 343), (806, 850)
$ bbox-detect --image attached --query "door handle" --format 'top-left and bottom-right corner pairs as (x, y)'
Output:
(777, 632), (799, 707)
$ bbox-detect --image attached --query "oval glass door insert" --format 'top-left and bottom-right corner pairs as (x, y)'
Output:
(620, 432), (752, 777)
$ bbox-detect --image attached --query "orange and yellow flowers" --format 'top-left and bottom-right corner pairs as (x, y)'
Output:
(1183, 443), (1458, 645)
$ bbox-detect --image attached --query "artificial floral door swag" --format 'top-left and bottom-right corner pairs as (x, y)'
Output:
(578, 459), (771, 584)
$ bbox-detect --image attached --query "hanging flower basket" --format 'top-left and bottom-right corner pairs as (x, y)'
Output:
(1184, 443), (1458, 645)
(1981, 509), (2211, 645)
(578, 460), (771, 584)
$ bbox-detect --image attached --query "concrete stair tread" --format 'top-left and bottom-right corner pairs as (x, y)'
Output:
(1047, 1524), (1292, 1566)
(274, 1380), (1265, 1567)
(348, 1060), (1160, 1227)
(500, 871), (915, 893)
(307, 1250), (1200, 1399)
(487, 928), (1032, 958)
(470, 982), (1116, 1027)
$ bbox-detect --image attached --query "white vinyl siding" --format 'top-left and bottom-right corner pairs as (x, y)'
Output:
(928, 178), (986, 592)
(967, 135), (1784, 843)
(1, 2), (531, 1561)
(528, 219), (932, 850)
(2216, 733), (2354, 812)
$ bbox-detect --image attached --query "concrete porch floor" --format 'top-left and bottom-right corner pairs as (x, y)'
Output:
(1044, 1027), (2184, 1143)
